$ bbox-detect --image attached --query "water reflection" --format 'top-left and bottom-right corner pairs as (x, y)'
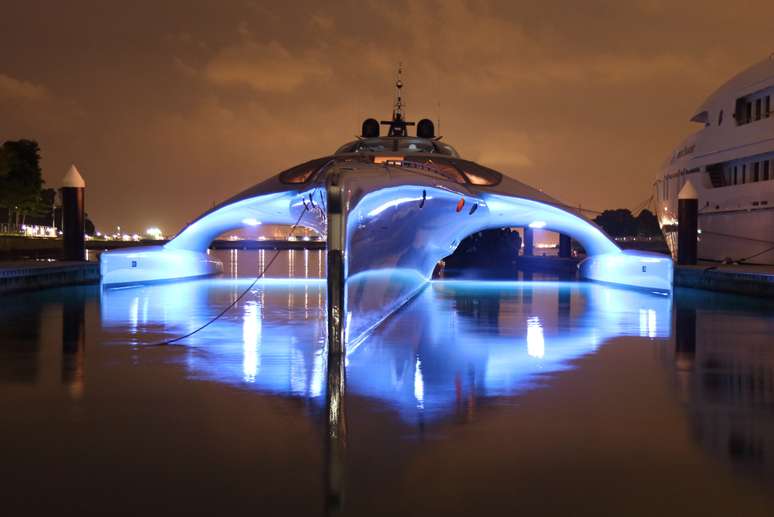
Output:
(669, 290), (774, 480)
(0, 286), (97, 401)
(6, 250), (774, 513)
(100, 278), (672, 425)
(347, 281), (671, 423)
(325, 348), (347, 515)
(61, 287), (87, 398)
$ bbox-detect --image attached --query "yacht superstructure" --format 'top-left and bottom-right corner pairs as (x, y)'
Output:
(656, 56), (774, 264)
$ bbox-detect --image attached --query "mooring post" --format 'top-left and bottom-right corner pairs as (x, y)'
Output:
(61, 165), (86, 261)
(677, 181), (698, 266)
(523, 227), (534, 257)
(558, 234), (572, 258)
(326, 173), (345, 355)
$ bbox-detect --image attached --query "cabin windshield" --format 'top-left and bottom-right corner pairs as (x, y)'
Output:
(335, 138), (459, 157)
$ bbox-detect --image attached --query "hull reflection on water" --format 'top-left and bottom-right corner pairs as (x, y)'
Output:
(669, 291), (774, 479)
(347, 281), (671, 423)
(101, 277), (328, 398)
(100, 273), (672, 424)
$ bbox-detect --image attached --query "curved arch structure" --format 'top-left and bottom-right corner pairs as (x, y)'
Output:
(102, 147), (672, 344)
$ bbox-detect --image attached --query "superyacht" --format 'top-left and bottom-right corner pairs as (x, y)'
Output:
(656, 56), (774, 264)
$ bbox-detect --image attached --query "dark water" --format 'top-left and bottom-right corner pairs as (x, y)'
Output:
(1, 250), (774, 516)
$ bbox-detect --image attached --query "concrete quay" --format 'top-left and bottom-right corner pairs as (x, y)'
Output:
(0, 261), (100, 294)
(674, 262), (774, 298)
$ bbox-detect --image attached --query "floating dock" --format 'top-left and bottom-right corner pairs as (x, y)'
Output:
(0, 261), (100, 294)
(674, 263), (774, 298)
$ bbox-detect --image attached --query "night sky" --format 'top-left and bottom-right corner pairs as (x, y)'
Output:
(1, 0), (772, 233)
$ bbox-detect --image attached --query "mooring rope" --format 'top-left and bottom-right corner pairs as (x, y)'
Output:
(697, 228), (774, 264)
(145, 188), (319, 346)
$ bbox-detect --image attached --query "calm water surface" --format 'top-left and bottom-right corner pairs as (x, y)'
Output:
(1, 250), (774, 515)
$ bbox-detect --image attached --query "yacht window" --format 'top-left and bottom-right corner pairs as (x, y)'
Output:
(718, 110), (724, 125)
(764, 160), (770, 181)
(742, 164), (746, 183)
(734, 166), (738, 185)
(397, 139), (435, 153)
(753, 162), (760, 182)
(767, 96), (771, 118)
(402, 158), (467, 184)
(336, 138), (456, 156)
(279, 157), (330, 184)
(756, 99), (762, 120)
(746, 102), (752, 123)
(455, 160), (503, 186)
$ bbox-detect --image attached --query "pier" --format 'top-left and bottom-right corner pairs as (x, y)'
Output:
(0, 261), (100, 294)
(674, 262), (774, 298)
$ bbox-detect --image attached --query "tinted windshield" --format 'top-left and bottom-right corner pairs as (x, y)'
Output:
(278, 157), (331, 184)
(335, 138), (458, 157)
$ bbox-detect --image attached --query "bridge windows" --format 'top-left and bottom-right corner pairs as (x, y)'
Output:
(716, 154), (774, 187)
(398, 157), (503, 186)
(735, 88), (773, 126)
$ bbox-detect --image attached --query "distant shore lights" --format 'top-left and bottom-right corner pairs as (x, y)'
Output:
(145, 227), (164, 240)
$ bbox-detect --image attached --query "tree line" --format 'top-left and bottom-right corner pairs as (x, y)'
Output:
(0, 139), (53, 226)
(0, 139), (95, 233)
(593, 208), (661, 238)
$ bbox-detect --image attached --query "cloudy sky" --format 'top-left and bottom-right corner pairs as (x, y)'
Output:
(1, 0), (772, 233)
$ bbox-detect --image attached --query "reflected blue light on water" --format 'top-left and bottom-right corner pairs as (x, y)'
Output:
(345, 282), (671, 421)
(100, 276), (672, 423)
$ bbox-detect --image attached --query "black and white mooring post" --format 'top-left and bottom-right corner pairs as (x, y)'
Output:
(677, 180), (698, 266)
(61, 164), (86, 261)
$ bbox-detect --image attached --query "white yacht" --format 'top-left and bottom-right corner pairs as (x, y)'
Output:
(656, 56), (774, 264)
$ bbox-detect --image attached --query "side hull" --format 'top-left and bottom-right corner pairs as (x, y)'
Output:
(340, 167), (673, 344)
(579, 251), (673, 292)
(100, 246), (223, 286)
(697, 209), (774, 263)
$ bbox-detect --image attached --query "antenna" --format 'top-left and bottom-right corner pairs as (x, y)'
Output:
(381, 62), (414, 137)
(437, 99), (441, 138)
(393, 62), (404, 121)
(435, 66), (441, 138)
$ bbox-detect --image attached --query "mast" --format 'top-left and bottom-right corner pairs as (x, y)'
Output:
(393, 63), (404, 122)
(382, 63), (414, 137)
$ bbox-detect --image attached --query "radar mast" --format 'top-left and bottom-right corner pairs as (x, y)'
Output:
(382, 63), (414, 137)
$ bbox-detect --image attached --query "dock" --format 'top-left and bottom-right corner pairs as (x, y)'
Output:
(674, 262), (774, 298)
(0, 261), (100, 294)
